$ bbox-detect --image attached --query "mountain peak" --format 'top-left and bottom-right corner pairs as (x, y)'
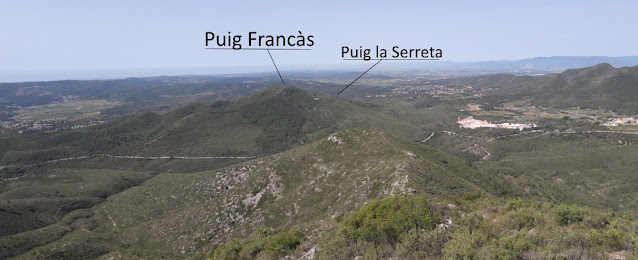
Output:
(258, 85), (307, 96)
(593, 62), (614, 70)
(567, 62), (616, 79)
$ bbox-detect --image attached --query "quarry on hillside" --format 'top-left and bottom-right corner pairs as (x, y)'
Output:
(457, 116), (536, 130)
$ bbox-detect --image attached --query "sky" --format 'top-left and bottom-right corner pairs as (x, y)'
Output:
(1, 0), (637, 82)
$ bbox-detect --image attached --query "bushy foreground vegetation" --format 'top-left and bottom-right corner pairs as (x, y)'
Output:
(206, 228), (304, 260)
(205, 194), (638, 260)
(433, 198), (638, 260)
(318, 194), (439, 259)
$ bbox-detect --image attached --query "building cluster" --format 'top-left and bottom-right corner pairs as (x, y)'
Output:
(603, 117), (638, 127)
(0, 118), (102, 134)
(1, 119), (59, 133)
(391, 84), (477, 97)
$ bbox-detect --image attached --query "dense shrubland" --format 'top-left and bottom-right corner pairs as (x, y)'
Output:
(206, 194), (638, 260)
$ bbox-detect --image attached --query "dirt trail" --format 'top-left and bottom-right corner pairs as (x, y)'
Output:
(422, 132), (435, 143)
(558, 109), (597, 120)
(0, 154), (261, 182)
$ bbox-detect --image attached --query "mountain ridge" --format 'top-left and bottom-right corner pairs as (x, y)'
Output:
(10, 129), (515, 258)
(439, 63), (638, 114)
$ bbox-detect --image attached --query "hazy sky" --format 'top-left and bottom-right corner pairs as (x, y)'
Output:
(1, 0), (637, 82)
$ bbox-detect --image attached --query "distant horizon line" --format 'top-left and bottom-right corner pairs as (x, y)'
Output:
(2, 55), (638, 83)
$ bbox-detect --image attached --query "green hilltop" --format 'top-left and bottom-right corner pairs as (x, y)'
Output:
(1, 86), (416, 173)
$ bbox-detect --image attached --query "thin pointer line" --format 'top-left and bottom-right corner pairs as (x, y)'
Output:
(343, 58), (439, 60)
(205, 48), (311, 50)
(267, 49), (285, 85)
(337, 59), (382, 95)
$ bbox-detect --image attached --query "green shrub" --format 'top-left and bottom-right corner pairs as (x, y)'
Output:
(208, 239), (241, 260)
(584, 211), (612, 229)
(505, 199), (525, 211)
(441, 230), (480, 260)
(506, 208), (536, 230)
(457, 213), (484, 235)
(553, 205), (585, 226)
(207, 228), (303, 260)
(602, 228), (625, 250)
(339, 194), (439, 246)
(463, 191), (483, 201)
(396, 228), (449, 258)
(491, 231), (533, 259)
(590, 228), (603, 247)
(264, 230), (303, 257)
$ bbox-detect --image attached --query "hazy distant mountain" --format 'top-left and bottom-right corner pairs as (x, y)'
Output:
(439, 63), (638, 115)
(394, 56), (638, 74)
